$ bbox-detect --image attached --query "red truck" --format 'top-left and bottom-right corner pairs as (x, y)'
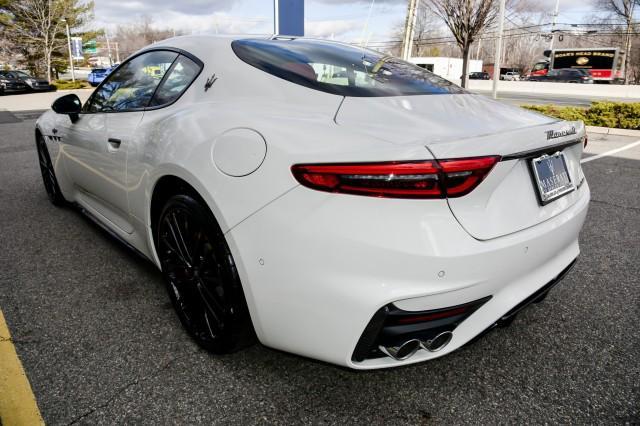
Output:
(528, 48), (624, 83)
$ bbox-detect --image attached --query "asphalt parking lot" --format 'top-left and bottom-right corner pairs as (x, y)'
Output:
(0, 111), (638, 424)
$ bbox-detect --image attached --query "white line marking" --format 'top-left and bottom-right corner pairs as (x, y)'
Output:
(581, 139), (640, 164)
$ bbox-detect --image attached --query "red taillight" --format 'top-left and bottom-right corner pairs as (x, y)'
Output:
(291, 156), (499, 199)
(439, 156), (501, 197)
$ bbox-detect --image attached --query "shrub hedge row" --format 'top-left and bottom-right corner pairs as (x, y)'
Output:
(51, 80), (90, 90)
(522, 102), (640, 130)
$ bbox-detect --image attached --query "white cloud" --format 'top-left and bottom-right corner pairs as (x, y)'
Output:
(92, 0), (273, 33)
(157, 11), (270, 34)
(305, 19), (364, 38)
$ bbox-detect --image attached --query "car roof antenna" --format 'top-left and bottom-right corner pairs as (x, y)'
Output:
(360, 0), (376, 65)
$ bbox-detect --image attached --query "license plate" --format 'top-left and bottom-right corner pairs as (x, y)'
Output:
(531, 152), (574, 204)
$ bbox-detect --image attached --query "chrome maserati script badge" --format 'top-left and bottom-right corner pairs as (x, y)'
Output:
(546, 126), (577, 140)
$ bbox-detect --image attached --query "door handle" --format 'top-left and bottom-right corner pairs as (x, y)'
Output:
(107, 138), (121, 150)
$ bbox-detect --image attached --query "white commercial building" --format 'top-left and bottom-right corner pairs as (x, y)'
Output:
(409, 57), (483, 81)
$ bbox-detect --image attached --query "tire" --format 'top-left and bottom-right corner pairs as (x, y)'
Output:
(156, 194), (255, 354)
(36, 135), (66, 206)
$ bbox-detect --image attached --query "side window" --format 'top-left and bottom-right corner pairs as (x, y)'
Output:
(87, 50), (178, 113)
(149, 55), (201, 107)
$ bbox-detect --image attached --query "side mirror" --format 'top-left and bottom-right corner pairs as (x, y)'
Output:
(52, 94), (82, 122)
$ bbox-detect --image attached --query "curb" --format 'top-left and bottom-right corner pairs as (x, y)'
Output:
(586, 126), (640, 137)
(55, 88), (94, 93)
(0, 310), (45, 425)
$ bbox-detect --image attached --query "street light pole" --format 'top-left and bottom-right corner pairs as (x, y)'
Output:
(491, 0), (505, 99)
(62, 19), (75, 82)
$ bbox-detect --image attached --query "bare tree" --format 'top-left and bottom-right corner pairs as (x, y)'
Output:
(412, 3), (443, 56)
(3, 0), (93, 82)
(389, 3), (446, 58)
(113, 16), (181, 60)
(594, 0), (638, 84)
(427, 0), (499, 87)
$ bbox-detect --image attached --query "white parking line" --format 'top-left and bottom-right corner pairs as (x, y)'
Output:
(581, 139), (640, 164)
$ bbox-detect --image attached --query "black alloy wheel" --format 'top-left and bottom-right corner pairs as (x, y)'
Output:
(157, 194), (255, 354)
(36, 135), (66, 206)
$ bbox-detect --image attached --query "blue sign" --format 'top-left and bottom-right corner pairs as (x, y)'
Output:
(71, 37), (83, 60)
(275, 0), (304, 36)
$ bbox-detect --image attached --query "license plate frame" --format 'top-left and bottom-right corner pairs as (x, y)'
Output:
(530, 151), (574, 205)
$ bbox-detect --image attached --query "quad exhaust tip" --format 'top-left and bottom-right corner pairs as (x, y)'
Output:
(379, 339), (422, 361)
(423, 331), (453, 352)
(379, 331), (454, 361)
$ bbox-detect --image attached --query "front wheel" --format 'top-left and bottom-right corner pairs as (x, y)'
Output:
(157, 194), (255, 354)
(36, 135), (66, 206)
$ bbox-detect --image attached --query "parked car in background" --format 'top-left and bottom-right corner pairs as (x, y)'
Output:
(468, 71), (490, 80)
(0, 71), (30, 95)
(502, 71), (520, 81)
(9, 70), (52, 91)
(87, 65), (117, 87)
(528, 69), (594, 83)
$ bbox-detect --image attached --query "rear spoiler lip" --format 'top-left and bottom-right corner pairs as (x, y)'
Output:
(501, 138), (583, 161)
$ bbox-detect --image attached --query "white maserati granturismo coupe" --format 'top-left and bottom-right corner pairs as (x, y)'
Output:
(35, 35), (589, 369)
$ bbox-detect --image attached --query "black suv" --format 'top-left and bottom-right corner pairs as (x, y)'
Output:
(0, 71), (29, 95)
(529, 69), (594, 83)
(13, 71), (51, 91)
(469, 72), (491, 80)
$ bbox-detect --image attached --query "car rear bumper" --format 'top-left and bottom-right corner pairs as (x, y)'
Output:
(2, 84), (28, 92)
(29, 84), (52, 91)
(227, 179), (590, 369)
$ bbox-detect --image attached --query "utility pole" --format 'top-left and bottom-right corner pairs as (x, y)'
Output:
(492, 0), (506, 99)
(549, 0), (560, 50)
(401, 0), (419, 60)
(62, 18), (75, 82)
(105, 30), (113, 66)
(623, 3), (635, 85)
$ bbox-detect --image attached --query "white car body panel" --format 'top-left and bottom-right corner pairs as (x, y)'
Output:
(35, 35), (590, 369)
(229, 180), (589, 368)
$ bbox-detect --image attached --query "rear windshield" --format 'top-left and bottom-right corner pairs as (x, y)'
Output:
(231, 38), (465, 97)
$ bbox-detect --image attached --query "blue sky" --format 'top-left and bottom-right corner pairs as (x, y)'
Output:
(94, 0), (598, 44)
